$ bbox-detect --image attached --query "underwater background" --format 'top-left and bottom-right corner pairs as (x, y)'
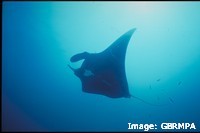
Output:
(2, 1), (200, 132)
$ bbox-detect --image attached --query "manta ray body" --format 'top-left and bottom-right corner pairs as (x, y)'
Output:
(69, 28), (136, 98)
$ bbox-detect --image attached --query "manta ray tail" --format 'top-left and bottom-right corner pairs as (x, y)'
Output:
(130, 95), (168, 106)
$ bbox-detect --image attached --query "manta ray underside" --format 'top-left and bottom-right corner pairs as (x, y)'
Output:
(68, 28), (136, 98)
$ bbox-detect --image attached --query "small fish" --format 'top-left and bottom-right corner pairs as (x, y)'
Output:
(178, 81), (182, 86)
(157, 78), (161, 82)
(149, 85), (152, 89)
(169, 97), (174, 103)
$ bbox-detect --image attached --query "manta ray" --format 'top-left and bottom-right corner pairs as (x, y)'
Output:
(68, 28), (136, 98)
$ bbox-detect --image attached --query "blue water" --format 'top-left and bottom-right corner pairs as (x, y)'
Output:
(2, 2), (200, 132)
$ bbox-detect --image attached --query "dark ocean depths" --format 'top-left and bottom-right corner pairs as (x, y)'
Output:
(2, 2), (200, 132)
